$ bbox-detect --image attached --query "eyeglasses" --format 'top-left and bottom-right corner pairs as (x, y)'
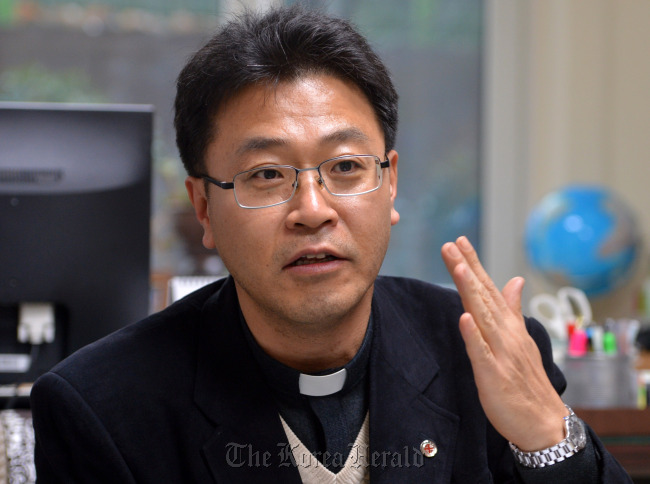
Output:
(201, 154), (390, 209)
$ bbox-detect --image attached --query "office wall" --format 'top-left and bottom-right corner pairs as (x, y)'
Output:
(484, 0), (650, 317)
(527, 0), (649, 229)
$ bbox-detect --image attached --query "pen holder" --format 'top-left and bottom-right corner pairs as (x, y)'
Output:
(561, 354), (637, 408)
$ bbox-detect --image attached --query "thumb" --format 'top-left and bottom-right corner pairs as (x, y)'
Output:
(502, 277), (525, 314)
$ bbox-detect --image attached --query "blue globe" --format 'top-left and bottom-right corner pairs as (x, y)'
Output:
(524, 185), (642, 297)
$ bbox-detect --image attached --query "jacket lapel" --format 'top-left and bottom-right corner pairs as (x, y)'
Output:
(191, 277), (465, 483)
(193, 278), (302, 484)
(368, 283), (460, 483)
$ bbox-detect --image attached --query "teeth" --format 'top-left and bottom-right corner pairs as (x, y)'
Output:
(294, 254), (334, 266)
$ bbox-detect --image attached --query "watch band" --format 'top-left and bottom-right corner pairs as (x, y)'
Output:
(509, 405), (587, 468)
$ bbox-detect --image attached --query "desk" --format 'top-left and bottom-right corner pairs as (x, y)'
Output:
(576, 408), (650, 480)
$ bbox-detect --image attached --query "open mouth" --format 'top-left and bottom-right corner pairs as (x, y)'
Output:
(291, 254), (340, 267)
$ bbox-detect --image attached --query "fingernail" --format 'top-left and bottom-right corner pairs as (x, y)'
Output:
(457, 236), (471, 249)
(447, 243), (461, 258)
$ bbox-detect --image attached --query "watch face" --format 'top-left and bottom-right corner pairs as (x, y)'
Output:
(567, 416), (587, 448)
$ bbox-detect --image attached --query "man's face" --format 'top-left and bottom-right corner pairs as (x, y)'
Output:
(186, 74), (399, 332)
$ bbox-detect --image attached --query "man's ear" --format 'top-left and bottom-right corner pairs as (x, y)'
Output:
(185, 176), (216, 249)
(386, 150), (400, 226)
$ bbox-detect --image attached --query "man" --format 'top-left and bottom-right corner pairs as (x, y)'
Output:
(31, 5), (631, 483)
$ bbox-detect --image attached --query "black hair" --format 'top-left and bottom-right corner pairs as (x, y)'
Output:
(174, 4), (399, 176)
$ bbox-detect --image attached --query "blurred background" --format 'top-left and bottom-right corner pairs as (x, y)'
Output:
(485, 1), (650, 324)
(0, 0), (482, 287)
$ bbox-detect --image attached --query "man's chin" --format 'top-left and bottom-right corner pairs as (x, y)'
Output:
(278, 286), (374, 329)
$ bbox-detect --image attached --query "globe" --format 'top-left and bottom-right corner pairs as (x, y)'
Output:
(524, 185), (642, 297)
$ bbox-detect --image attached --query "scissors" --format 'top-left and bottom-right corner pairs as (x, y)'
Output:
(529, 287), (593, 342)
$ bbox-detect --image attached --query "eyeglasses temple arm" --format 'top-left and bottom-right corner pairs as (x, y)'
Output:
(202, 175), (234, 190)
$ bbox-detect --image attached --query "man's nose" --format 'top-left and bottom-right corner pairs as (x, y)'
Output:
(285, 171), (338, 229)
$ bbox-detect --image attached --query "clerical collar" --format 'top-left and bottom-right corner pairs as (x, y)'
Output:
(240, 312), (374, 398)
(298, 368), (347, 396)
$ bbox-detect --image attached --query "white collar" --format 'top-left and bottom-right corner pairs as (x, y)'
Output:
(298, 368), (347, 397)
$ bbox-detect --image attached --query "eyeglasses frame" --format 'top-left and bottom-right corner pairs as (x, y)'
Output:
(200, 154), (390, 209)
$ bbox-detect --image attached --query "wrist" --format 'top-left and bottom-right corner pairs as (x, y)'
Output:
(513, 405), (569, 452)
(509, 405), (587, 468)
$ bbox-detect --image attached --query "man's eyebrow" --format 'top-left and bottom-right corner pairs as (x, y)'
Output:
(234, 128), (371, 157)
(321, 127), (371, 145)
(235, 136), (287, 156)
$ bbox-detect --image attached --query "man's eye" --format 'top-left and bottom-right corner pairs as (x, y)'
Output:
(332, 160), (357, 173)
(252, 168), (283, 180)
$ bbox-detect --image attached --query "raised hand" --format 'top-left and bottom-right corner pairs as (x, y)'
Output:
(441, 236), (568, 451)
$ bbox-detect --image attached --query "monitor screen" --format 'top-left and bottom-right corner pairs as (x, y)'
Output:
(0, 102), (153, 386)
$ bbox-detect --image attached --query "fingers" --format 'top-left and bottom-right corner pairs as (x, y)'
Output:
(458, 312), (493, 366)
(502, 277), (525, 314)
(442, 237), (496, 297)
(454, 237), (496, 292)
(442, 237), (504, 317)
(442, 236), (520, 315)
(442, 237), (527, 355)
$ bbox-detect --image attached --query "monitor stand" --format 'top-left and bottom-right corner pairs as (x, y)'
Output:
(0, 303), (66, 407)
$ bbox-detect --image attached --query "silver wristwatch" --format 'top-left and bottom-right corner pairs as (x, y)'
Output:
(509, 405), (587, 468)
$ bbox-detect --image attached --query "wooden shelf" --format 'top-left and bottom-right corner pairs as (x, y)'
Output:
(575, 408), (650, 478)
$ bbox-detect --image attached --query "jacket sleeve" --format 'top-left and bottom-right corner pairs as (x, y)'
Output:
(30, 371), (137, 484)
(511, 318), (633, 484)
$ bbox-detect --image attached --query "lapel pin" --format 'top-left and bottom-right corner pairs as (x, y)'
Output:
(420, 439), (438, 458)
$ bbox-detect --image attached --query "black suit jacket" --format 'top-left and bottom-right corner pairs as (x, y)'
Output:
(31, 276), (631, 483)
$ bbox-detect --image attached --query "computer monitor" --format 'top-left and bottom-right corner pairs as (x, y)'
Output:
(0, 102), (153, 387)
